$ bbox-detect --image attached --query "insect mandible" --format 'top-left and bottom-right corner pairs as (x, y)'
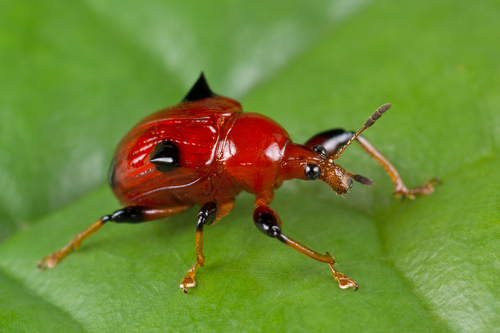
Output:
(38, 73), (439, 292)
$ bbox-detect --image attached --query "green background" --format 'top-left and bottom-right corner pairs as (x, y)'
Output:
(1, 0), (499, 331)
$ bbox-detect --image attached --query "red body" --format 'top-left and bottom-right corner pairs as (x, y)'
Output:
(39, 75), (436, 293)
(109, 95), (292, 208)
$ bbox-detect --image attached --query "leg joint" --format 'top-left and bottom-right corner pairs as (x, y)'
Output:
(197, 202), (217, 230)
(305, 129), (355, 157)
(254, 209), (281, 238)
(109, 206), (145, 223)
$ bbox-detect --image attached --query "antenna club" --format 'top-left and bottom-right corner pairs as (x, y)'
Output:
(332, 103), (393, 160)
(352, 174), (374, 186)
(365, 103), (392, 128)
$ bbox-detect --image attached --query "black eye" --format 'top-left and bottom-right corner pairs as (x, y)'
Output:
(312, 145), (327, 158)
(304, 164), (321, 180)
(150, 141), (180, 172)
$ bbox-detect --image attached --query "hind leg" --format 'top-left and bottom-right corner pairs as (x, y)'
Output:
(37, 204), (192, 270)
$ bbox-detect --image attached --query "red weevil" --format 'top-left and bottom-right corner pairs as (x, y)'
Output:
(38, 73), (438, 292)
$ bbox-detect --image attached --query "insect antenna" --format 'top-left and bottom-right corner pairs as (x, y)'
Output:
(332, 103), (392, 160)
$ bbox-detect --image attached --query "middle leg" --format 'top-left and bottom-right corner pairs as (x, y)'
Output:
(253, 198), (358, 290)
(180, 200), (235, 293)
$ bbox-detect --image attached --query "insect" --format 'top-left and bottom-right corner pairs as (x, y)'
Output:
(38, 73), (439, 292)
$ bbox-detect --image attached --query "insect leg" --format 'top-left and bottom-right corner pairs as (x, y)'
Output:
(354, 136), (439, 198)
(305, 129), (439, 198)
(37, 205), (192, 270)
(181, 200), (234, 293)
(253, 198), (358, 290)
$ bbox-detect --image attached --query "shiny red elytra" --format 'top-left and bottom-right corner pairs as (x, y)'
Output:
(38, 73), (439, 292)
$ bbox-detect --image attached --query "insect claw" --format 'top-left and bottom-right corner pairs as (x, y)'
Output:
(328, 263), (358, 291)
(37, 259), (47, 271)
(393, 177), (440, 199)
(395, 192), (409, 201)
(180, 270), (197, 294)
(338, 277), (359, 291)
(180, 281), (195, 293)
(37, 253), (59, 271)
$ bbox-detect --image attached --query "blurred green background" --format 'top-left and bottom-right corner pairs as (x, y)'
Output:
(1, 0), (499, 331)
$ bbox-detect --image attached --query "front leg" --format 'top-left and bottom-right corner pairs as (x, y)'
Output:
(355, 136), (439, 198)
(305, 129), (439, 199)
(181, 200), (235, 293)
(253, 198), (358, 290)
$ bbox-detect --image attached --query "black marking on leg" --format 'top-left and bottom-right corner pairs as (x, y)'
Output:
(150, 141), (180, 172)
(109, 206), (145, 223)
(182, 73), (216, 103)
(253, 208), (281, 238)
(197, 202), (217, 232)
(311, 145), (328, 158)
(305, 129), (354, 156)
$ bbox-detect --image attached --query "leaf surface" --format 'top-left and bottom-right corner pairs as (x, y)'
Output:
(1, 0), (499, 331)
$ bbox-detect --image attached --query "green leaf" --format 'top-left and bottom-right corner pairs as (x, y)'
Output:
(1, 0), (499, 332)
